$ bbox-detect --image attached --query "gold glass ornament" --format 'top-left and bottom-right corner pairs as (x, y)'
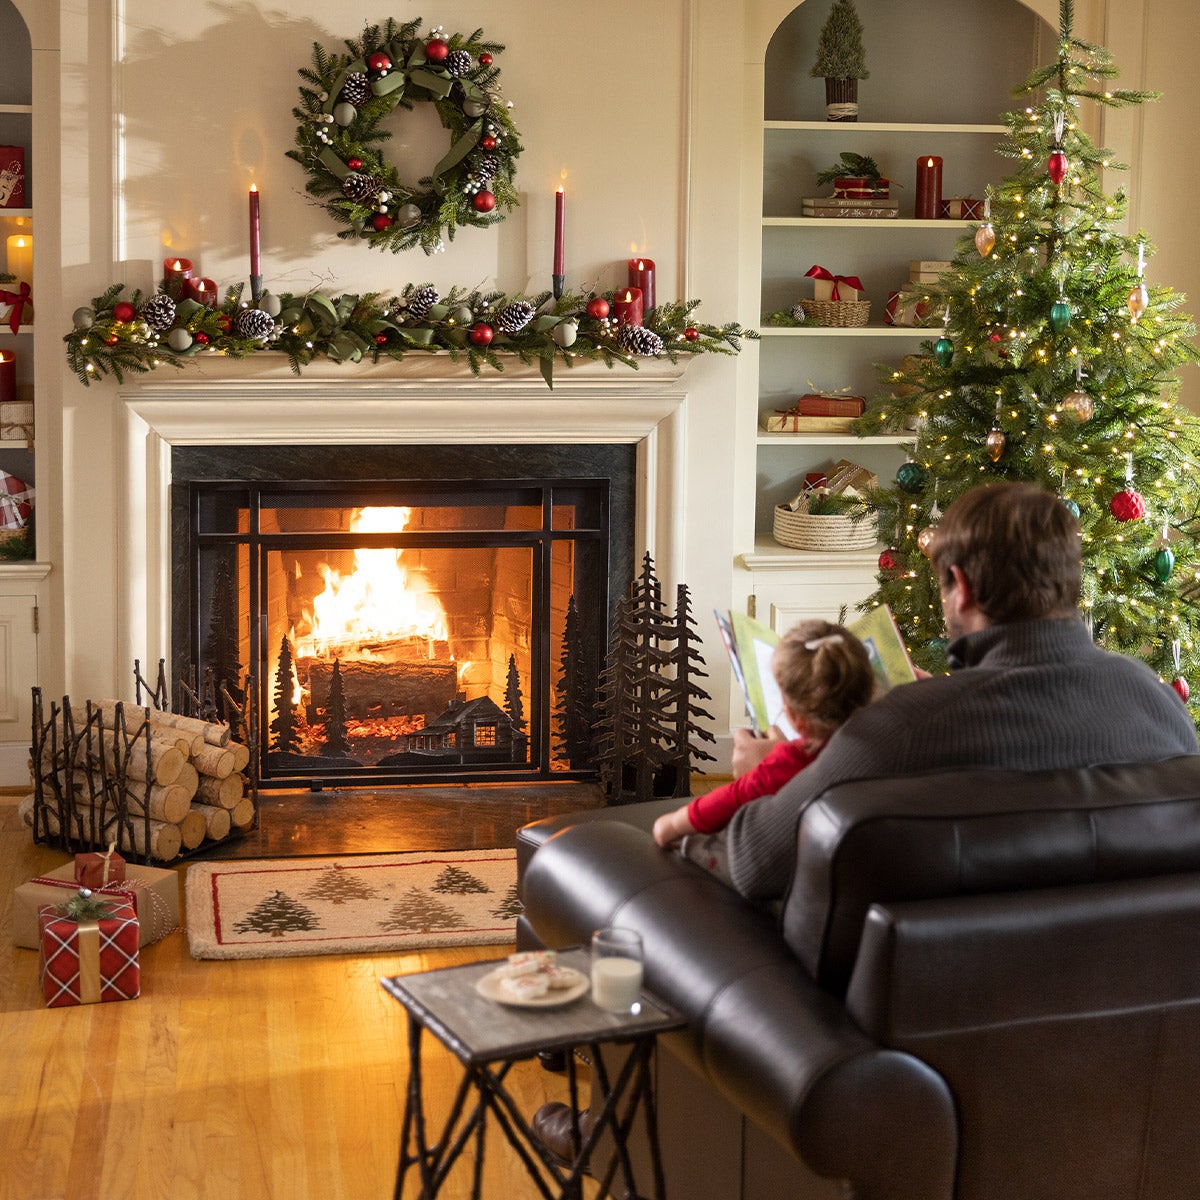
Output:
(986, 428), (1007, 462)
(975, 222), (996, 257)
(917, 524), (938, 556)
(1127, 282), (1148, 322)
(1060, 389), (1094, 422)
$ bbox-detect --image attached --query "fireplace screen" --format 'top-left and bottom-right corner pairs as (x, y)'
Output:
(179, 472), (617, 786)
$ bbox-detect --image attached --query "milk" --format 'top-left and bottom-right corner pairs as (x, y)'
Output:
(591, 955), (643, 1012)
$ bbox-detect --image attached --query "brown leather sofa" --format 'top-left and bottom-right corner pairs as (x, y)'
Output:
(516, 756), (1200, 1200)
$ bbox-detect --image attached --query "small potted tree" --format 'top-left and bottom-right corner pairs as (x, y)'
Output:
(810, 0), (868, 122)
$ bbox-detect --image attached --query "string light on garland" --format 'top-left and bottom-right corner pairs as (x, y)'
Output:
(1110, 451), (1147, 522)
(287, 17), (523, 256)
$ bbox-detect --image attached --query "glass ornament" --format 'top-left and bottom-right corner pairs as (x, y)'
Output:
(1049, 298), (1071, 332)
(1047, 148), (1068, 184)
(1062, 497), (1080, 519)
(985, 428), (1006, 462)
(1109, 488), (1146, 523)
(1060, 389), (1094, 422)
(896, 461), (929, 493)
(878, 547), (904, 575)
(934, 336), (954, 367)
(975, 223), (996, 257)
(1154, 546), (1175, 582)
(1173, 677), (1191, 702)
(1127, 282), (1148, 323)
(917, 524), (938, 556)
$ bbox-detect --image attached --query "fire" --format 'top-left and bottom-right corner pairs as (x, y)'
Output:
(293, 506), (451, 662)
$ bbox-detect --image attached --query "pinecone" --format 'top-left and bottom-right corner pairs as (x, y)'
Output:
(475, 154), (501, 181)
(445, 49), (472, 78)
(342, 172), (381, 205)
(232, 306), (276, 342)
(407, 285), (439, 320)
(141, 293), (177, 332)
(617, 325), (664, 357)
(496, 301), (535, 334)
(338, 72), (371, 107)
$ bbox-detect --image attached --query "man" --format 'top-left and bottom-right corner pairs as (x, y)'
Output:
(724, 480), (1199, 902)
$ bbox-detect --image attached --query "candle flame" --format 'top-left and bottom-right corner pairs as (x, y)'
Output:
(13, 237), (27, 249)
(621, 290), (633, 302)
(171, 259), (183, 270)
(556, 185), (563, 195)
(250, 183), (259, 194)
(926, 157), (936, 167)
(636, 259), (646, 270)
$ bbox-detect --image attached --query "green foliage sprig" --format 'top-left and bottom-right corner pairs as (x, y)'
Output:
(63, 281), (757, 390)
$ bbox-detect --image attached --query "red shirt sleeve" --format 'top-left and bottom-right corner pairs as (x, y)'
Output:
(686, 738), (822, 834)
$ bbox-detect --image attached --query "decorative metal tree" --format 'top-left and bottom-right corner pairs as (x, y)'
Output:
(554, 595), (597, 769)
(203, 557), (244, 705)
(503, 653), (528, 763)
(321, 659), (351, 757)
(594, 553), (715, 803)
(270, 635), (300, 755)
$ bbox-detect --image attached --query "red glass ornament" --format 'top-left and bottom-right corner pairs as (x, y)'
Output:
(878, 548), (903, 574)
(683, 327), (699, 342)
(113, 301), (136, 323)
(348, 157), (363, 170)
(480, 52), (493, 66)
(194, 331), (210, 345)
(1173, 677), (1191, 702)
(1047, 149), (1068, 184)
(481, 135), (497, 151)
(372, 214), (394, 231)
(1109, 489), (1146, 522)
(586, 297), (610, 320)
(469, 322), (494, 346)
(104, 334), (119, 346)
(374, 333), (388, 345)
(217, 314), (232, 332)
(472, 190), (496, 213)
(367, 52), (392, 72)
(425, 38), (449, 63)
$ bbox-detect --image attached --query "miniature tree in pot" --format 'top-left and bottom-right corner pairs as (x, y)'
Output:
(811, 0), (869, 122)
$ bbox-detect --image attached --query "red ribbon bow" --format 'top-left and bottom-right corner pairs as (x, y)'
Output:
(805, 265), (864, 301)
(0, 282), (31, 334)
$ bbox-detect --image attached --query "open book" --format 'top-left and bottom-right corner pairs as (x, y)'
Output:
(717, 605), (917, 736)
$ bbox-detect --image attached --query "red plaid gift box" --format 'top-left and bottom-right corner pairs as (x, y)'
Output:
(0, 469), (32, 528)
(74, 846), (126, 888)
(38, 898), (140, 1008)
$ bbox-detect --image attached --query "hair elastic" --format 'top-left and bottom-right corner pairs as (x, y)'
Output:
(804, 634), (844, 651)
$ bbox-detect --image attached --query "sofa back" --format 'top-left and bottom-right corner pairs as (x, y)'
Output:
(783, 755), (1200, 995)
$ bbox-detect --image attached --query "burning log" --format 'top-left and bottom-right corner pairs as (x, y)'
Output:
(301, 657), (458, 721)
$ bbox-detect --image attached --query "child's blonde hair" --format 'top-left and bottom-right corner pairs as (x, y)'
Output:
(773, 619), (874, 737)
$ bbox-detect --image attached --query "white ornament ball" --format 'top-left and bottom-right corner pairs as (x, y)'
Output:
(333, 102), (357, 127)
(452, 305), (474, 324)
(552, 320), (578, 349)
(257, 292), (283, 318)
(73, 306), (95, 330)
(397, 203), (422, 227)
(463, 99), (488, 118)
(167, 328), (193, 351)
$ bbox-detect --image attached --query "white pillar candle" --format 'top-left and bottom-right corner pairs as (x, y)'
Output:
(5, 234), (32, 285)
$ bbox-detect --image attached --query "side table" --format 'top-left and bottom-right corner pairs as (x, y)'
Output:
(381, 948), (684, 1200)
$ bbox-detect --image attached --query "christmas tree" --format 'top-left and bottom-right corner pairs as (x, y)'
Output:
(321, 659), (351, 757)
(857, 0), (1200, 705)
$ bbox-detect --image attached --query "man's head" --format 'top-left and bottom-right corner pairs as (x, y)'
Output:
(929, 482), (1082, 638)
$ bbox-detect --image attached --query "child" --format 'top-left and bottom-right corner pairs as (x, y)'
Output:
(653, 619), (875, 877)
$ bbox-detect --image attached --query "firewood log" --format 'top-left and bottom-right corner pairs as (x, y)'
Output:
(196, 772), (242, 809)
(102, 816), (182, 861)
(191, 802), (231, 841)
(178, 809), (206, 850)
(229, 740), (251, 772)
(93, 702), (204, 756)
(175, 761), (199, 799)
(191, 743), (235, 780)
(97, 701), (232, 748)
(229, 797), (255, 829)
(42, 735), (186, 787)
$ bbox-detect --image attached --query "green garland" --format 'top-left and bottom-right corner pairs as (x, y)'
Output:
(63, 281), (757, 390)
(288, 17), (522, 255)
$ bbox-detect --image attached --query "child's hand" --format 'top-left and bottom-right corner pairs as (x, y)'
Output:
(653, 807), (694, 848)
(731, 725), (784, 777)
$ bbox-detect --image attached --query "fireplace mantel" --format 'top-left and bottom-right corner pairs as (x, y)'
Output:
(116, 355), (691, 677)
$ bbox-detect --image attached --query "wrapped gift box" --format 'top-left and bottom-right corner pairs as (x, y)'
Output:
(75, 848), (126, 888)
(38, 898), (140, 1008)
(0, 146), (26, 208)
(761, 411), (855, 434)
(0, 399), (34, 442)
(14, 861), (180, 950)
(826, 458), (878, 496)
(938, 197), (982, 220)
(796, 393), (866, 417)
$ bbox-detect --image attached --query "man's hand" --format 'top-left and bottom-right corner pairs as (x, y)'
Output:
(731, 725), (784, 777)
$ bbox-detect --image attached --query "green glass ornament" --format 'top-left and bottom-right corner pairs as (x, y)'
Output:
(896, 461), (929, 494)
(934, 336), (954, 367)
(1062, 497), (1080, 519)
(1154, 547), (1176, 582)
(1049, 298), (1071, 332)
(928, 637), (949, 655)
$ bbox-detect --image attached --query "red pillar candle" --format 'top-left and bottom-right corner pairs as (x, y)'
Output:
(249, 184), (261, 278)
(628, 257), (656, 314)
(163, 257), (193, 300)
(612, 287), (643, 327)
(553, 188), (565, 276)
(0, 350), (14, 404)
(185, 277), (219, 307)
(915, 156), (943, 220)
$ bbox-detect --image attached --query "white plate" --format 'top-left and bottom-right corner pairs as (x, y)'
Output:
(475, 966), (590, 1008)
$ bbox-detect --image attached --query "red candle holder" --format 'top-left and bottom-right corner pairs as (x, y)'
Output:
(0, 350), (14, 405)
(163, 257), (194, 301)
(611, 287), (643, 327)
(627, 258), (656, 314)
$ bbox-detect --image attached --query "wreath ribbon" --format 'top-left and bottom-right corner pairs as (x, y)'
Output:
(0, 282), (31, 333)
(805, 266), (865, 301)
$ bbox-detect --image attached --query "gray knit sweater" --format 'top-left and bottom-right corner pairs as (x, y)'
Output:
(725, 618), (1200, 902)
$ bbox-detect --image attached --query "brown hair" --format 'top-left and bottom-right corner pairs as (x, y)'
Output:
(773, 619), (875, 737)
(929, 482), (1081, 623)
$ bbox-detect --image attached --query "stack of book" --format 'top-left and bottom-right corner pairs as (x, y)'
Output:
(801, 195), (900, 219)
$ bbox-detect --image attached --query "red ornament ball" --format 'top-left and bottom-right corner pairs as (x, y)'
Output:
(480, 135), (497, 151)
(374, 333), (388, 346)
(1109, 488), (1146, 523)
(989, 331), (1002, 344)
(472, 190), (496, 213)
(347, 157), (363, 171)
(1173, 677), (1191, 701)
(194, 331), (210, 346)
(424, 38), (449, 63)
(469, 322), (494, 346)
(586, 297), (611, 320)
(103, 334), (119, 347)
(217, 314), (232, 332)
(113, 300), (136, 323)
(878, 548), (904, 574)
(480, 52), (493, 66)
(367, 52), (392, 73)
(683, 327), (699, 342)
(372, 214), (394, 231)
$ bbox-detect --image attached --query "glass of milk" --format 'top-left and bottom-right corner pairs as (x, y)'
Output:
(590, 927), (644, 1013)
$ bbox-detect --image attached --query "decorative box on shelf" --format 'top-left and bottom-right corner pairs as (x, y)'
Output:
(0, 399), (34, 442)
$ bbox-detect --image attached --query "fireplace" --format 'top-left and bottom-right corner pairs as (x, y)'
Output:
(171, 443), (634, 786)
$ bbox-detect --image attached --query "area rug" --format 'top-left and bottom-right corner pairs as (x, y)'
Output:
(185, 849), (519, 961)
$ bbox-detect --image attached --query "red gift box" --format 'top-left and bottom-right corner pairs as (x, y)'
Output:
(75, 847), (126, 888)
(38, 898), (140, 1008)
(0, 146), (25, 208)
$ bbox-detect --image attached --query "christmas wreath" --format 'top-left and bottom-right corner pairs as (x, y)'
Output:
(288, 17), (522, 255)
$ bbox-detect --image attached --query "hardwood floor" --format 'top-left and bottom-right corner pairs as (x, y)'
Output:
(0, 792), (606, 1200)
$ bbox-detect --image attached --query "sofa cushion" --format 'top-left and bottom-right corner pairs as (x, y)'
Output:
(785, 755), (1200, 994)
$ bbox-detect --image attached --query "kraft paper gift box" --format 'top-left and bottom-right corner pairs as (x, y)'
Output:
(38, 897), (140, 1008)
(13, 861), (180, 950)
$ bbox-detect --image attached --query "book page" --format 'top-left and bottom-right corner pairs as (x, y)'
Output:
(728, 611), (798, 739)
(848, 605), (918, 694)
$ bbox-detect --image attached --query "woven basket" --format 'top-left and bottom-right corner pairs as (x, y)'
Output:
(799, 298), (871, 328)
(773, 505), (877, 551)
